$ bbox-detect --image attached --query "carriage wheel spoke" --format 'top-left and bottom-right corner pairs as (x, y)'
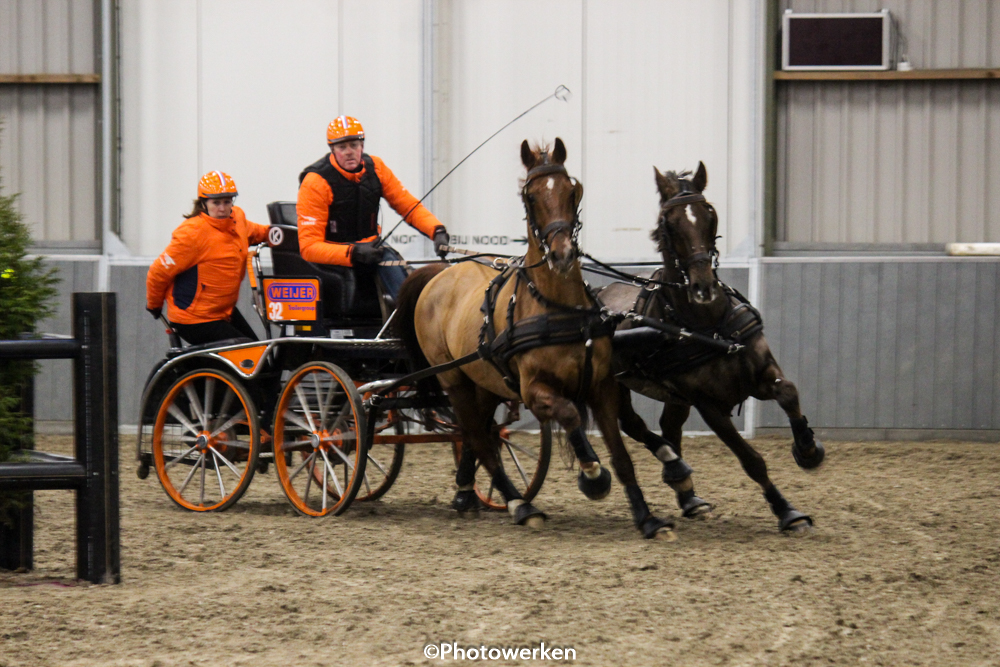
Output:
(183, 383), (206, 431)
(366, 453), (388, 476)
(210, 391), (235, 433)
(320, 449), (344, 498)
(303, 457), (315, 504)
(199, 452), (207, 506)
(208, 445), (242, 477)
(282, 409), (312, 433)
(165, 444), (200, 470)
(502, 438), (537, 461)
(209, 410), (248, 439)
(202, 378), (216, 430)
(321, 433), (357, 444)
(327, 402), (353, 435)
(294, 384), (318, 433)
(289, 451), (316, 482)
(210, 449), (227, 497)
(320, 453), (329, 510)
(327, 444), (355, 470)
(505, 442), (530, 487)
(167, 405), (200, 438)
(281, 438), (313, 454)
(178, 452), (205, 494)
(312, 373), (328, 425)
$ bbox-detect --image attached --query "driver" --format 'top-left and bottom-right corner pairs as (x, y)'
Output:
(296, 115), (449, 297)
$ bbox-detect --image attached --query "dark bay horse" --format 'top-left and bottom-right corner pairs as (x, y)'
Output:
(598, 162), (824, 533)
(395, 138), (678, 539)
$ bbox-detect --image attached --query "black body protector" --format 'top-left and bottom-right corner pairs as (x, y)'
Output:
(299, 153), (382, 242)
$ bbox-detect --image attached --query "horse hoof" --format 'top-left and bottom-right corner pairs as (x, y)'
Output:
(785, 519), (813, 536)
(679, 494), (713, 519)
(792, 440), (826, 470)
(578, 466), (612, 500)
(778, 509), (813, 533)
(513, 501), (547, 527)
(524, 516), (546, 530)
(639, 516), (675, 540)
(654, 529), (677, 542)
(451, 489), (482, 513)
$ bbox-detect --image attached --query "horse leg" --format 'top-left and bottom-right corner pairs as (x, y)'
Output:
(595, 380), (674, 540)
(449, 382), (545, 527)
(696, 403), (812, 533)
(618, 387), (710, 518)
(758, 362), (825, 470)
(653, 399), (713, 518)
(523, 380), (611, 501)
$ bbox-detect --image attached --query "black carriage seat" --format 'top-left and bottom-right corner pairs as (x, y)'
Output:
(266, 201), (385, 325)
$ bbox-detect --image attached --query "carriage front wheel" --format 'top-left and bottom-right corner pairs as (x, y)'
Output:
(272, 362), (368, 517)
(152, 369), (260, 512)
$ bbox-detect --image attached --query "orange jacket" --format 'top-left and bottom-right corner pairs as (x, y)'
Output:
(146, 206), (269, 325)
(296, 154), (441, 266)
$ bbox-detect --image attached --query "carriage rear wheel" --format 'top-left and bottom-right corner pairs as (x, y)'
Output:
(272, 362), (368, 517)
(452, 422), (552, 511)
(152, 369), (260, 512)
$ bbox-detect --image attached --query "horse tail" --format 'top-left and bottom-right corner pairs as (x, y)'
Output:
(394, 263), (449, 395)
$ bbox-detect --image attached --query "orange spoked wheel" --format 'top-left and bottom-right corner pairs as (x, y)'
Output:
(272, 362), (367, 517)
(451, 421), (552, 511)
(152, 369), (260, 512)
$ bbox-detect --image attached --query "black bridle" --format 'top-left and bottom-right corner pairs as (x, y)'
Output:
(521, 163), (582, 267)
(656, 181), (720, 289)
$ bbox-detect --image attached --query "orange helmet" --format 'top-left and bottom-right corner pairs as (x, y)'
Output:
(197, 171), (238, 199)
(327, 116), (364, 145)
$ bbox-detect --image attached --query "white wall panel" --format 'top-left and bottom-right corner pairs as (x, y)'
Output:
(584, 0), (734, 261)
(119, 1), (765, 261)
(199, 0), (341, 225)
(439, 0), (583, 256)
(341, 0), (424, 245)
(119, 0), (199, 255)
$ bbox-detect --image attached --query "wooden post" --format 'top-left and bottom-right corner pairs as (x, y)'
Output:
(72, 293), (120, 584)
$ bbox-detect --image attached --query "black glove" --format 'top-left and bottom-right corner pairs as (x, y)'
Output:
(432, 226), (450, 260)
(146, 306), (162, 320)
(352, 241), (383, 266)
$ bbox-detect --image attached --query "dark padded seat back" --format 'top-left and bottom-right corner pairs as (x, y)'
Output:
(265, 201), (382, 321)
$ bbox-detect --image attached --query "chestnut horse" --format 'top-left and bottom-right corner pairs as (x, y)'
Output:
(598, 163), (824, 533)
(395, 139), (680, 539)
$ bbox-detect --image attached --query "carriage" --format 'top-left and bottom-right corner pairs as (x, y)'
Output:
(134, 201), (551, 517)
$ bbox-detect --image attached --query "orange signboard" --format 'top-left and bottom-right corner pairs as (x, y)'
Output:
(263, 278), (320, 323)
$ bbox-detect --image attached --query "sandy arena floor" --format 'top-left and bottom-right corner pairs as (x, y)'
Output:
(1, 433), (999, 667)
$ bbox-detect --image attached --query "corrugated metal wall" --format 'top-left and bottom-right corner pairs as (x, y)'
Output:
(0, 0), (100, 248)
(776, 0), (1000, 246)
(758, 258), (1000, 435)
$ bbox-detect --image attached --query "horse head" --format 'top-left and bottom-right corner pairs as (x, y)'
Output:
(652, 162), (721, 305)
(520, 137), (584, 275)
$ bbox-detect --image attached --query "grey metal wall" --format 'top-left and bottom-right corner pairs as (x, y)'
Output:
(0, 0), (100, 249)
(33, 258), (98, 423)
(776, 0), (1000, 247)
(758, 258), (1000, 436)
